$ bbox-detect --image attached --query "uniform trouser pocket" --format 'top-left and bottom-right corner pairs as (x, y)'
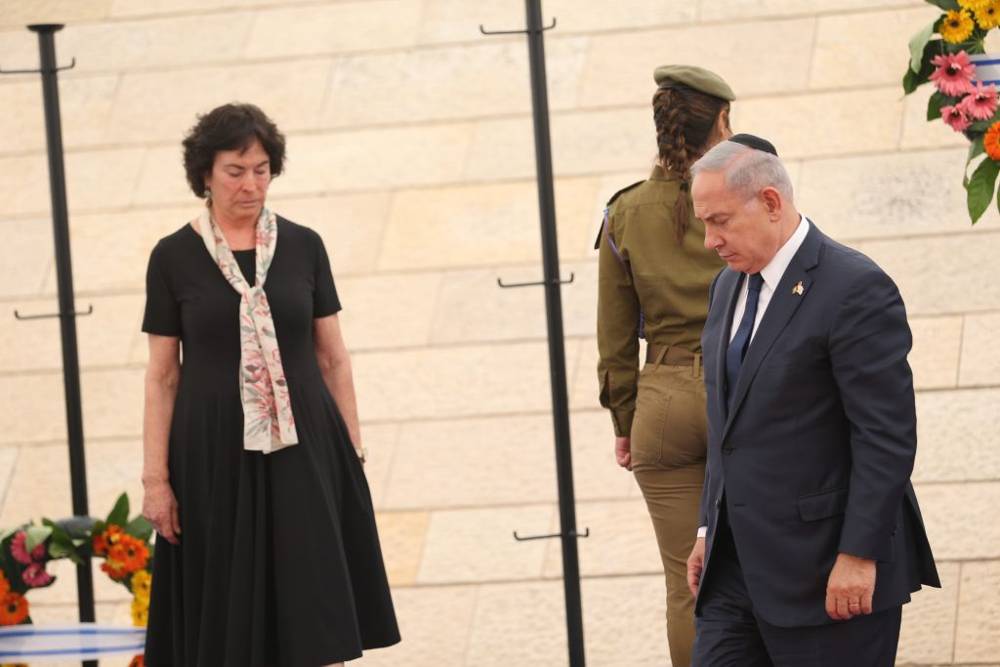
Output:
(630, 363), (707, 471)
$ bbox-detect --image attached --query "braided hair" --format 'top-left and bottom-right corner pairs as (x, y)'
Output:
(652, 82), (730, 243)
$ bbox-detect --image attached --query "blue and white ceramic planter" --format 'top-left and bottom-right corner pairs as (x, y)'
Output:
(971, 53), (1000, 85)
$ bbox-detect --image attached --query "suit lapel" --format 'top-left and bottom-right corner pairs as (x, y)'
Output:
(715, 270), (743, 422)
(721, 223), (825, 442)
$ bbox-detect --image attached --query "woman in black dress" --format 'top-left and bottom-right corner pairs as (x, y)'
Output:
(140, 103), (399, 666)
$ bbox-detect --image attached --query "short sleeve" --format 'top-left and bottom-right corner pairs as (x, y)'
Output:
(141, 242), (181, 336)
(313, 232), (342, 318)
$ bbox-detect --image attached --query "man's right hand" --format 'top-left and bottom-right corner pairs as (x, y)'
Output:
(687, 536), (706, 597)
(614, 436), (632, 470)
(142, 478), (181, 545)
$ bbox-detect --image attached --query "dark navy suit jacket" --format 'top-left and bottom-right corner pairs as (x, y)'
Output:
(698, 221), (940, 628)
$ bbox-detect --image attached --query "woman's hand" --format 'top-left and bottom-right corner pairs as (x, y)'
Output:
(615, 436), (632, 470)
(687, 536), (706, 597)
(142, 479), (181, 545)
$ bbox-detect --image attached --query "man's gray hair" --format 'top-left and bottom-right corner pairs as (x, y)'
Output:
(691, 140), (794, 202)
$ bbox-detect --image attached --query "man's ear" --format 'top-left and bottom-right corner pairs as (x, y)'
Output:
(760, 186), (782, 220)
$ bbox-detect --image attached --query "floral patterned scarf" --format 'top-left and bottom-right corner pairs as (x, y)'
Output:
(195, 206), (298, 454)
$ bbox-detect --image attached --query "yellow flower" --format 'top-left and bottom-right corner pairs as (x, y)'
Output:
(975, 0), (1000, 28)
(960, 0), (990, 10)
(941, 9), (976, 43)
(130, 570), (152, 603)
(131, 596), (149, 627)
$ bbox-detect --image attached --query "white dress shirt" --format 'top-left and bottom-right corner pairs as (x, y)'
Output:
(728, 216), (811, 343)
(697, 216), (811, 540)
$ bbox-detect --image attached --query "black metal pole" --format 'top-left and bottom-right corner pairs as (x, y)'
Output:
(521, 2), (585, 664)
(29, 24), (97, 663)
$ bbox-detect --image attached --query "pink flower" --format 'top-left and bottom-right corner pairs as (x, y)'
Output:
(959, 81), (999, 120)
(10, 531), (44, 565)
(21, 562), (53, 588)
(930, 52), (977, 97)
(941, 104), (972, 132)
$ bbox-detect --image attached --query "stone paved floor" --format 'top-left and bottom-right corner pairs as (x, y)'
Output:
(1, 0), (998, 664)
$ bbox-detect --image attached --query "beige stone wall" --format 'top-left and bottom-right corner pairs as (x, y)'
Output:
(1, 0), (997, 665)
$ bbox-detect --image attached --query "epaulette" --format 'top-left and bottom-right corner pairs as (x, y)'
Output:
(593, 180), (645, 250)
(606, 179), (645, 207)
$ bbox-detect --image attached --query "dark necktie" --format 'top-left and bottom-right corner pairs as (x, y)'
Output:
(726, 273), (764, 404)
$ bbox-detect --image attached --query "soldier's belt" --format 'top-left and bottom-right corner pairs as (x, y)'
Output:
(645, 344), (698, 367)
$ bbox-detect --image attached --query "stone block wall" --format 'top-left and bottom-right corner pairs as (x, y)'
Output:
(1, 1), (996, 664)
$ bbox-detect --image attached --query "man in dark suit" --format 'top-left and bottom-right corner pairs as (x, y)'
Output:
(685, 134), (940, 665)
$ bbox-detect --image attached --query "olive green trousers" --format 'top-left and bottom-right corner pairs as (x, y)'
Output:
(630, 356), (708, 667)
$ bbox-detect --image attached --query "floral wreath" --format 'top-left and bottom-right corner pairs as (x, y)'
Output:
(904, 0), (1000, 222)
(0, 494), (151, 667)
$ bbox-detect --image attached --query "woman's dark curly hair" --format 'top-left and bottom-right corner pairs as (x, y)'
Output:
(653, 83), (730, 243)
(182, 103), (286, 199)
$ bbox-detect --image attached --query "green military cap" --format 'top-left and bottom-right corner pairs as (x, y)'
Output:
(653, 64), (735, 101)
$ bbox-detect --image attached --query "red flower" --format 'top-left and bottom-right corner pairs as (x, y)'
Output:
(101, 558), (128, 581)
(0, 593), (29, 625)
(941, 104), (972, 132)
(985, 120), (1000, 160)
(21, 562), (53, 588)
(106, 536), (149, 577)
(93, 525), (124, 557)
(959, 81), (1000, 120)
(930, 52), (977, 97)
(10, 532), (44, 565)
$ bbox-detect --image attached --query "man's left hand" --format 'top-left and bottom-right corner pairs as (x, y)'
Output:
(825, 553), (876, 620)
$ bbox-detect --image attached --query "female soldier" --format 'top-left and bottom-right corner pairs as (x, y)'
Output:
(596, 65), (734, 666)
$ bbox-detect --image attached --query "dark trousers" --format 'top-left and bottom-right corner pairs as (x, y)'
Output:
(692, 511), (902, 667)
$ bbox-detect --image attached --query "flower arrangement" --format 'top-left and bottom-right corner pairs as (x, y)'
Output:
(905, 0), (1000, 222)
(0, 493), (152, 665)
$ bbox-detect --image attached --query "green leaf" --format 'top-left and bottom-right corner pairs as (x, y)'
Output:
(966, 157), (999, 222)
(991, 184), (1000, 225)
(48, 541), (73, 558)
(903, 39), (943, 94)
(927, 90), (954, 121)
(105, 493), (130, 527)
(909, 21), (938, 73)
(970, 42), (986, 55)
(925, 0), (959, 9)
(43, 518), (71, 542)
(903, 67), (922, 95)
(125, 516), (154, 543)
(44, 522), (75, 555)
(964, 156), (979, 188)
(969, 136), (986, 163)
(25, 525), (52, 553)
(969, 119), (993, 133)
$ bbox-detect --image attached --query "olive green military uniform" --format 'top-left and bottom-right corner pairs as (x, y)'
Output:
(596, 65), (733, 667)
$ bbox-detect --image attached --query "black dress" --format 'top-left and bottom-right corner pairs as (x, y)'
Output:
(141, 216), (400, 666)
